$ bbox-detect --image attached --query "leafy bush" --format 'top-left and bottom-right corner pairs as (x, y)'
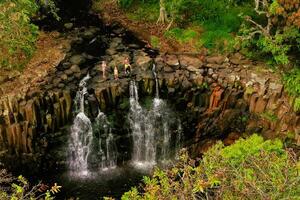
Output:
(237, 0), (300, 65)
(164, 28), (198, 44)
(120, 134), (300, 199)
(0, 169), (61, 200)
(118, 0), (134, 8)
(126, 1), (159, 22)
(0, 0), (39, 69)
(283, 68), (300, 112)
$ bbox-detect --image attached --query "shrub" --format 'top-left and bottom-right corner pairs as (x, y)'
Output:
(164, 28), (198, 44)
(237, 0), (300, 65)
(118, 0), (134, 8)
(0, 169), (61, 200)
(0, 0), (39, 69)
(120, 134), (300, 199)
(283, 68), (300, 112)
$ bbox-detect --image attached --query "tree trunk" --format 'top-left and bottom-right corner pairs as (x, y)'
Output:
(157, 0), (168, 24)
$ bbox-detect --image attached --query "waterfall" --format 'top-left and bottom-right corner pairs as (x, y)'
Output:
(129, 80), (182, 167)
(74, 73), (91, 113)
(68, 74), (93, 176)
(68, 74), (117, 177)
(95, 111), (117, 171)
(129, 81), (154, 165)
(68, 112), (93, 176)
(152, 63), (159, 98)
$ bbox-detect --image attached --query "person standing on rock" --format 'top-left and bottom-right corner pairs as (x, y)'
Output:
(114, 65), (119, 80)
(124, 57), (132, 76)
(101, 61), (107, 79)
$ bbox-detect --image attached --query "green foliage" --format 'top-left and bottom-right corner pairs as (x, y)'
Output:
(150, 35), (160, 48)
(237, 1), (300, 65)
(126, 1), (159, 22)
(121, 134), (300, 199)
(118, 0), (134, 9)
(38, 0), (60, 21)
(164, 28), (198, 44)
(0, 0), (39, 69)
(260, 111), (278, 122)
(283, 68), (300, 111)
(0, 170), (60, 200)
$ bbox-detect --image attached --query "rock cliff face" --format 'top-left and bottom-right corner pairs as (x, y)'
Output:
(0, 23), (299, 173)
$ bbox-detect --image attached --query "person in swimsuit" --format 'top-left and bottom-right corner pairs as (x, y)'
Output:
(124, 57), (132, 76)
(101, 61), (107, 79)
(114, 65), (119, 80)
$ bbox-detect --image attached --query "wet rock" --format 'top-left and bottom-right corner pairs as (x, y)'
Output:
(212, 73), (219, 80)
(187, 66), (200, 73)
(113, 28), (125, 35)
(135, 54), (152, 71)
(62, 62), (71, 70)
(64, 69), (73, 76)
(70, 65), (81, 73)
(179, 55), (203, 67)
(182, 78), (193, 89)
(74, 72), (82, 79)
(208, 68), (214, 75)
(70, 55), (86, 65)
(60, 74), (68, 81)
(164, 66), (174, 73)
(106, 48), (117, 55)
(128, 43), (140, 49)
(58, 83), (65, 88)
(64, 23), (73, 29)
(82, 27), (98, 40)
(206, 55), (225, 64)
(166, 55), (179, 66)
(53, 78), (62, 85)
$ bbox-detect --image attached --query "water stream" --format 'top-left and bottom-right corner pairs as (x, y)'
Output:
(129, 75), (183, 168)
(68, 74), (117, 177)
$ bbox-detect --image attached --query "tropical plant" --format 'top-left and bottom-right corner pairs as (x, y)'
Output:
(237, 0), (300, 65)
(0, 169), (61, 200)
(283, 68), (300, 112)
(120, 134), (300, 199)
(0, 0), (39, 69)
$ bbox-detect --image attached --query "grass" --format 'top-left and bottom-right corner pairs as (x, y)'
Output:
(150, 35), (160, 49)
(126, 1), (159, 22)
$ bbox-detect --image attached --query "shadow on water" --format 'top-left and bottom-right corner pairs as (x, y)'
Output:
(48, 165), (149, 200)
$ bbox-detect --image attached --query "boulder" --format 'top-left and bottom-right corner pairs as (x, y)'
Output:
(64, 23), (73, 29)
(164, 66), (174, 73)
(70, 65), (81, 73)
(69, 55), (86, 65)
(179, 55), (203, 67)
(166, 55), (179, 66)
(187, 66), (200, 73)
(135, 55), (152, 71)
(206, 55), (225, 64)
(106, 48), (117, 55)
(82, 28), (98, 40)
(64, 69), (74, 76)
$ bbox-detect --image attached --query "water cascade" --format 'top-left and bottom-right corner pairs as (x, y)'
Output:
(129, 78), (183, 167)
(129, 80), (155, 166)
(68, 74), (117, 177)
(68, 74), (93, 176)
(94, 111), (117, 171)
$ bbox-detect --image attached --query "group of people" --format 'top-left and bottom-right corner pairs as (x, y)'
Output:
(100, 57), (132, 80)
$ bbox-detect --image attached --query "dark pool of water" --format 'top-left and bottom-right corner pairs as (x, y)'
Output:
(49, 164), (152, 200)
